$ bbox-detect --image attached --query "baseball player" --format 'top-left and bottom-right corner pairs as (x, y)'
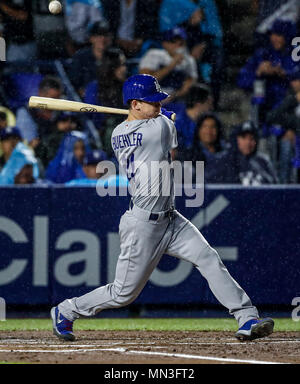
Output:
(51, 74), (274, 342)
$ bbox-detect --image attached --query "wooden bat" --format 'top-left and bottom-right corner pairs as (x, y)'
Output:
(29, 96), (128, 115)
(28, 96), (176, 121)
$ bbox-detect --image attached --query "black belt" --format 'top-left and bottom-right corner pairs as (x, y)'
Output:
(129, 200), (174, 221)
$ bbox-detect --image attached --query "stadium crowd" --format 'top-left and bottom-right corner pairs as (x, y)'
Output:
(0, 0), (300, 186)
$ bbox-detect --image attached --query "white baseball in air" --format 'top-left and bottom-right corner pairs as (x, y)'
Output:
(49, 1), (62, 15)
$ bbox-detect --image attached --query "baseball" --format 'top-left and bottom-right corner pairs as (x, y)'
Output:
(49, 0), (62, 15)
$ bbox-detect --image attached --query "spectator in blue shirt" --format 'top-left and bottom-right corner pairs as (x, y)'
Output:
(255, 0), (299, 40)
(266, 67), (300, 183)
(16, 76), (63, 146)
(189, 112), (224, 161)
(35, 113), (83, 168)
(0, 127), (39, 185)
(45, 131), (90, 183)
(68, 20), (113, 95)
(66, 149), (128, 187)
(66, 149), (107, 185)
(238, 19), (297, 120)
(179, 113), (225, 183)
(139, 27), (198, 102)
(84, 48), (127, 155)
(175, 85), (213, 153)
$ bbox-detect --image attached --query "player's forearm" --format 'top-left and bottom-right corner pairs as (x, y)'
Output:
(140, 63), (176, 82)
(174, 78), (195, 98)
(0, 3), (28, 21)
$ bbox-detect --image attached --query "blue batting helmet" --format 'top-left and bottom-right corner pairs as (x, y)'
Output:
(123, 74), (169, 105)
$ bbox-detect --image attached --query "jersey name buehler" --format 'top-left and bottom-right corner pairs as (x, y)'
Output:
(112, 133), (143, 151)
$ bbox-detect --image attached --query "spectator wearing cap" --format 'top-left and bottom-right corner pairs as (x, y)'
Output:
(0, 125), (20, 170)
(139, 27), (198, 102)
(35, 113), (82, 168)
(255, 0), (300, 39)
(238, 19), (297, 122)
(0, 127), (39, 184)
(174, 85), (214, 154)
(68, 20), (113, 95)
(65, 0), (105, 48)
(206, 121), (278, 185)
(16, 76), (63, 147)
(159, 0), (223, 105)
(267, 68), (300, 135)
(102, 0), (160, 58)
(66, 149), (129, 187)
(84, 49), (127, 155)
(266, 68), (300, 183)
(66, 149), (107, 184)
(0, 108), (17, 163)
(83, 150), (107, 178)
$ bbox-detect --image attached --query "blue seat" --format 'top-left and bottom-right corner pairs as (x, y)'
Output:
(269, 125), (284, 137)
(262, 124), (284, 138)
(3, 73), (44, 111)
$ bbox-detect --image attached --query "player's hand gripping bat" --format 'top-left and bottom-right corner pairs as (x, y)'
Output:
(28, 97), (176, 121)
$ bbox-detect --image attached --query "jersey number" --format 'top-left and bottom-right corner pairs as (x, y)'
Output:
(126, 153), (135, 181)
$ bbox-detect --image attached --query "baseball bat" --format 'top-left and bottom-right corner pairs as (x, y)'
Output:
(28, 96), (176, 121)
(28, 96), (129, 115)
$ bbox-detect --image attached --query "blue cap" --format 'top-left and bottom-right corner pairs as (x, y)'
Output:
(162, 27), (187, 42)
(269, 19), (296, 42)
(123, 74), (169, 105)
(83, 150), (108, 166)
(0, 126), (22, 141)
(88, 20), (111, 37)
(236, 121), (258, 138)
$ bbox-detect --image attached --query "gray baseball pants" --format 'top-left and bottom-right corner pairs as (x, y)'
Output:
(59, 205), (258, 326)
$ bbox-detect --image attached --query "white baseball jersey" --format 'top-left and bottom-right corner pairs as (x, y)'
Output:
(111, 114), (178, 212)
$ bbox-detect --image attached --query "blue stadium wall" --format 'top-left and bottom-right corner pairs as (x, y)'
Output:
(0, 185), (299, 307)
